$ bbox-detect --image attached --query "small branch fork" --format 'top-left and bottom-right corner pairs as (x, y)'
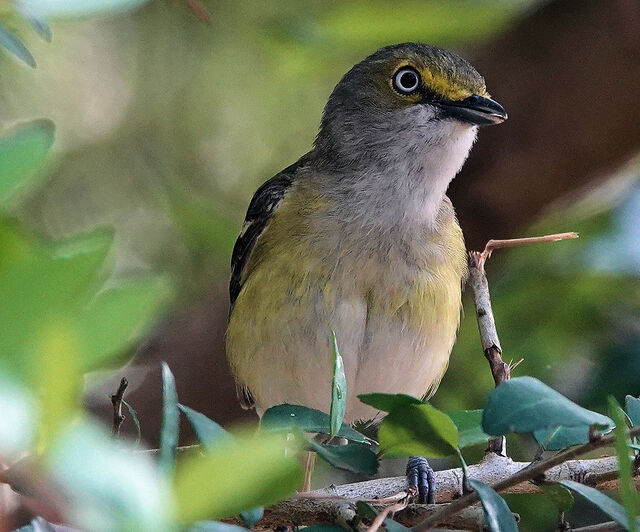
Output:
(110, 378), (128, 437)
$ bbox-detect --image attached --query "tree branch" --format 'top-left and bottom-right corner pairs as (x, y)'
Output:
(110, 377), (128, 438)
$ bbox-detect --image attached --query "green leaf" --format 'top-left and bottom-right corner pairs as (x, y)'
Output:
(329, 330), (347, 439)
(534, 425), (594, 451)
(0, 23), (36, 67)
(468, 479), (518, 532)
(0, 373), (37, 458)
(239, 507), (264, 528)
(307, 438), (378, 475)
(541, 484), (574, 513)
(159, 362), (179, 477)
(482, 377), (613, 437)
(173, 433), (302, 521)
(77, 277), (169, 371)
(48, 421), (172, 531)
(186, 523), (249, 532)
(26, 15), (52, 42)
(19, 0), (151, 18)
(358, 392), (423, 413)
(179, 404), (232, 451)
(378, 403), (458, 458)
(0, 119), (54, 205)
(448, 409), (490, 448)
(261, 404), (367, 443)
(14, 517), (57, 531)
(609, 397), (638, 532)
(122, 399), (141, 446)
(560, 480), (640, 531)
(625, 396), (640, 427)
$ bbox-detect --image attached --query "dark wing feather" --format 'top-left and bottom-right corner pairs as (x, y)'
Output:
(228, 155), (310, 410)
(229, 155), (309, 309)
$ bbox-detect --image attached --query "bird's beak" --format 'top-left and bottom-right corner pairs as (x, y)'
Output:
(435, 95), (508, 126)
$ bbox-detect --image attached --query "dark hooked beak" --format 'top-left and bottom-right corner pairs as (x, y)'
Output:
(434, 95), (508, 126)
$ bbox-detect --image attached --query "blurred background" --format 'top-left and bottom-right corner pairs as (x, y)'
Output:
(2, 0), (639, 529)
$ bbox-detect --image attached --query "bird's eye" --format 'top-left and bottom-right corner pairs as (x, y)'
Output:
(393, 67), (420, 94)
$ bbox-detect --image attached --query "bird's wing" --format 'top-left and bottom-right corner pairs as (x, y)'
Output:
(228, 154), (311, 410)
(229, 153), (310, 309)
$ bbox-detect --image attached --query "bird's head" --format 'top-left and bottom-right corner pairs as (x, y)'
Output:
(315, 42), (507, 169)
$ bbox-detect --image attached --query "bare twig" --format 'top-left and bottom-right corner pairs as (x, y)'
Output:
(366, 498), (409, 532)
(569, 521), (623, 532)
(412, 425), (640, 531)
(110, 378), (128, 437)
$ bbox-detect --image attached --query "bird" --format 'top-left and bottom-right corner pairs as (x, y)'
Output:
(226, 42), (507, 502)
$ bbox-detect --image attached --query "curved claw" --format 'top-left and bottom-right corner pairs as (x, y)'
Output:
(406, 456), (435, 504)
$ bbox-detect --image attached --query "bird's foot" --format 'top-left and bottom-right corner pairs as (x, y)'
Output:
(406, 456), (435, 504)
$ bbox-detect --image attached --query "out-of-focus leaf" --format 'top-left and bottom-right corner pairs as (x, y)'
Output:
(483, 377), (613, 437)
(0, 373), (37, 458)
(173, 433), (302, 521)
(378, 403), (458, 458)
(261, 404), (367, 443)
(297, 527), (348, 532)
(358, 392), (423, 413)
(0, 119), (53, 205)
(329, 330), (346, 439)
(448, 409), (490, 448)
(122, 399), (141, 446)
(609, 397), (638, 532)
(307, 438), (378, 475)
(239, 507), (264, 528)
(625, 395), (640, 427)
(179, 404), (232, 451)
(14, 517), (58, 531)
(26, 15), (52, 41)
(469, 479), (518, 532)
(541, 484), (574, 513)
(185, 523), (249, 532)
(0, 23), (36, 67)
(77, 277), (169, 371)
(560, 480), (640, 531)
(48, 421), (172, 532)
(159, 362), (179, 477)
(19, 0), (151, 18)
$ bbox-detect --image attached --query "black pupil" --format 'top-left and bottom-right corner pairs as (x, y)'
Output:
(399, 71), (417, 90)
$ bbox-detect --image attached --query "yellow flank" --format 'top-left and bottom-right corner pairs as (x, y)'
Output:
(226, 179), (468, 419)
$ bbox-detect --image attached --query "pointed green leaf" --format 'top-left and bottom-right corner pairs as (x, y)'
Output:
(625, 396), (640, 428)
(469, 479), (518, 532)
(609, 397), (638, 532)
(307, 438), (378, 475)
(26, 15), (52, 42)
(448, 409), (490, 448)
(174, 433), (302, 521)
(261, 404), (367, 443)
(561, 480), (640, 531)
(0, 119), (53, 204)
(179, 404), (231, 451)
(0, 23), (36, 67)
(483, 377), (613, 437)
(329, 330), (346, 439)
(534, 425), (592, 451)
(159, 362), (179, 477)
(378, 403), (458, 458)
(358, 392), (423, 413)
(122, 399), (141, 446)
(541, 484), (574, 513)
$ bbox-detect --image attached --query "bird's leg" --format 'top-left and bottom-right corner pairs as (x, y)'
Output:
(406, 456), (436, 504)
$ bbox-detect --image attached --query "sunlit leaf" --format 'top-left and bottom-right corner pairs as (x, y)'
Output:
(0, 23), (36, 67)
(448, 409), (490, 448)
(329, 330), (346, 439)
(483, 377), (613, 437)
(48, 421), (172, 532)
(174, 433), (302, 521)
(179, 404), (232, 451)
(159, 362), (179, 477)
(560, 481), (640, 531)
(469, 479), (518, 532)
(261, 404), (367, 443)
(378, 403), (458, 458)
(0, 119), (53, 205)
(358, 392), (423, 413)
(609, 397), (638, 532)
(307, 437), (378, 475)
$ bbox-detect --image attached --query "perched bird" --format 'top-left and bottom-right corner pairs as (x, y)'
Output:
(226, 42), (506, 501)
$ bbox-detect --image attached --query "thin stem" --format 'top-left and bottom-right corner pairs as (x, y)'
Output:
(110, 377), (128, 438)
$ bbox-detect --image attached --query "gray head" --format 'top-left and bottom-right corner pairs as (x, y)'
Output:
(314, 42), (507, 170)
